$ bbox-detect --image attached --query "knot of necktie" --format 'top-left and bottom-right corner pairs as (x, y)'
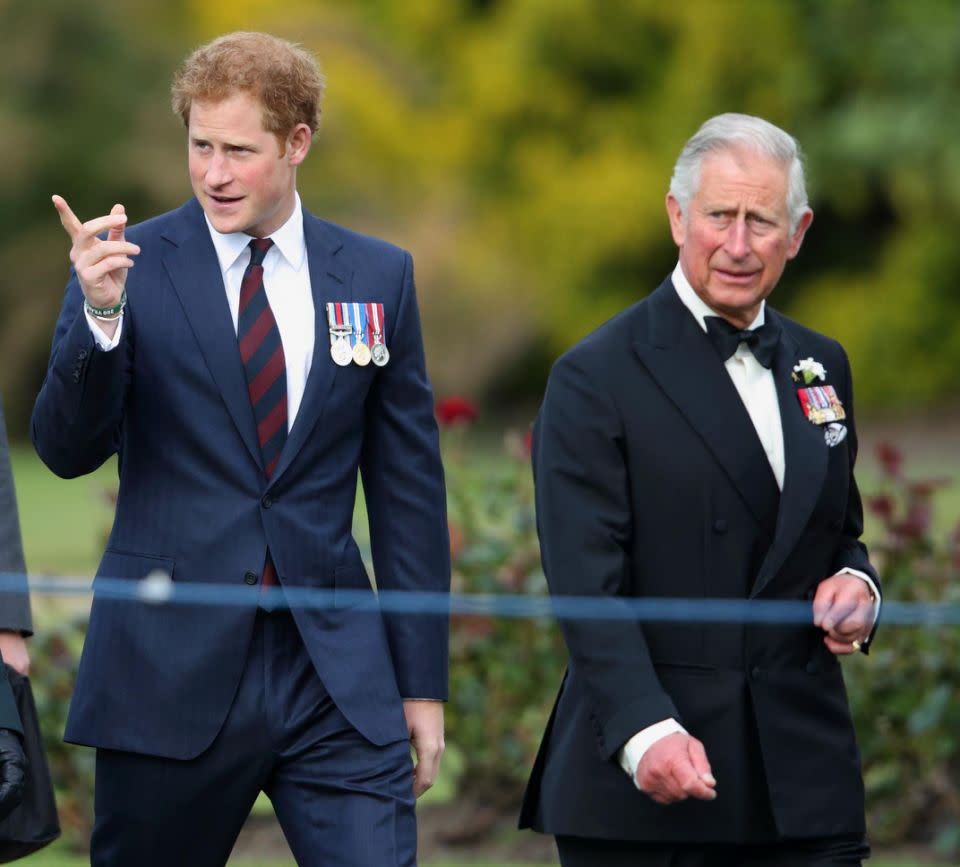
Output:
(248, 237), (273, 267)
(704, 316), (779, 369)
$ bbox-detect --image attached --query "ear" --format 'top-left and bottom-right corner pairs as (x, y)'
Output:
(286, 123), (313, 167)
(786, 208), (814, 260)
(665, 193), (686, 248)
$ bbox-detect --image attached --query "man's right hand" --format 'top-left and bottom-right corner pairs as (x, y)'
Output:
(634, 731), (717, 805)
(52, 196), (140, 338)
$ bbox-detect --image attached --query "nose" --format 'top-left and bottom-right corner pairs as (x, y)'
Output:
(205, 151), (232, 188)
(724, 217), (750, 260)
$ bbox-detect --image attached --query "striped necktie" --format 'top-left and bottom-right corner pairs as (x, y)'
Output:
(238, 238), (287, 478)
(237, 238), (285, 595)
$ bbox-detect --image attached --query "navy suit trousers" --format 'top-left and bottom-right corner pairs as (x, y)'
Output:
(90, 610), (416, 866)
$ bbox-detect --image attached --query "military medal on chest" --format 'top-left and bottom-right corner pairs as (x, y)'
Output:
(369, 302), (390, 367)
(796, 384), (846, 425)
(326, 303), (354, 367)
(351, 302), (372, 367)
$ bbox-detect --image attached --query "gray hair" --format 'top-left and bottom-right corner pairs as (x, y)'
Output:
(669, 113), (809, 232)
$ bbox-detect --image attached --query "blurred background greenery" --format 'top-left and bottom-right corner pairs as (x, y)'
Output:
(5, 0), (960, 435)
(5, 0), (960, 862)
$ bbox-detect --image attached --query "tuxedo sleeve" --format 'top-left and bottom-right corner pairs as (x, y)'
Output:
(829, 347), (882, 647)
(534, 354), (679, 759)
(31, 273), (130, 479)
(359, 251), (450, 701)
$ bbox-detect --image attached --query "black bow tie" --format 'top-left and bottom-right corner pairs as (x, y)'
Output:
(704, 316), (779, 369)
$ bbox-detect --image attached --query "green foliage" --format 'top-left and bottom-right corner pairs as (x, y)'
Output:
(847, 443), (960, 858)
(7, 1), (960, 436)
(441, 425), (566, 804)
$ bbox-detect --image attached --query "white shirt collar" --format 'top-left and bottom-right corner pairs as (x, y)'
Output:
(671, 261), (765, 333)
(204, 192), (307, 273)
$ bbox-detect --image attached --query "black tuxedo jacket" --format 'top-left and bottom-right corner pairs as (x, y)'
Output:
(520, 278), (878, 844)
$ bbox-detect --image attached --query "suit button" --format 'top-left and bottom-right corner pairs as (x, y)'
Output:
(261, 495), (273, 509)
(713, 519), (728, 534)
(751, 666), (761, 679)
(243, 571), (258, 585)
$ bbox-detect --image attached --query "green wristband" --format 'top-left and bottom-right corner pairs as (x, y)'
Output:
(85, 290), (127, 320)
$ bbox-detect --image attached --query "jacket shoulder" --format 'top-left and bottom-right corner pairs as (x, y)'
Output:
(306, 214), (410, 265)
(772, 309), (847, 360)
(553, 294), (651, 375)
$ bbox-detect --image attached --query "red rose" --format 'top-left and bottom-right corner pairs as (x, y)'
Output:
(436, 396), (478, 427)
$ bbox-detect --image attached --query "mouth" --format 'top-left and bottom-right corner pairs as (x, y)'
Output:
(714, 268), (759, 285)
(207, 193), (243, 207)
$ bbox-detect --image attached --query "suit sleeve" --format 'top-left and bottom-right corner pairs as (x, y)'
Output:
(359, 251), (450, 700)
(534, 355), (679, 759)
(31, 274), (130, 479)
(0, 398), (32, 635)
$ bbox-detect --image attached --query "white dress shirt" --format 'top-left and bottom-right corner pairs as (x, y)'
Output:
(87, 194), (315, 432)
(618, 262), (880, 787)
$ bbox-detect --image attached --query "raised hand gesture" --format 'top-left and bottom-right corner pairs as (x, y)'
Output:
(52, 196), (140, 312)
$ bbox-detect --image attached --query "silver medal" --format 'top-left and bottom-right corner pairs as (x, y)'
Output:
(371, 342), (390, 367)
(331, 337), (353, 366)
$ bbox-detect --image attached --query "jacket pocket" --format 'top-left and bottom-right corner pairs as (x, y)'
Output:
(333, 563), (375, 609)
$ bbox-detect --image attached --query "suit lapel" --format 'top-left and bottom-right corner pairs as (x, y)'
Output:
(161, 201), (263, 472)
(632, 281), (780, 538)
(269, 214), (350, 484)
(751, 312), (827, 595)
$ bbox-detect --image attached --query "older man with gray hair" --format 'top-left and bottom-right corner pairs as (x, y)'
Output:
(520, 113), (879, 866)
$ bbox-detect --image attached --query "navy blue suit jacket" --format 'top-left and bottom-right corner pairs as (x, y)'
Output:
(32, 198), (450, 759)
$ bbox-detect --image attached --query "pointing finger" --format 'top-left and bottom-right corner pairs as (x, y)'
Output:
(52, 194), (83, 241)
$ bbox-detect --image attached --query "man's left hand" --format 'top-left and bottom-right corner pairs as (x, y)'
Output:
(812, 572), (874, 654)
(402, 700), (444, 798)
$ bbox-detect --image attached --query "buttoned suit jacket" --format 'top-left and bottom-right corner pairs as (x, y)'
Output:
(519, 278), (878, 844)
(31, 197), (450, 758)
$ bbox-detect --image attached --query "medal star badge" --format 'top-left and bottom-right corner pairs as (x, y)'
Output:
(824, 422), (848, 447)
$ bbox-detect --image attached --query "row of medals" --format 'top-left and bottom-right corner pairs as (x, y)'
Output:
(329, 324), (390, 368)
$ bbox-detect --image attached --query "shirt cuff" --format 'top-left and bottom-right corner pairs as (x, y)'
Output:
(86, 310), (124, 350)
(836, 567), (881, 630)
(618, 718), (687, 789)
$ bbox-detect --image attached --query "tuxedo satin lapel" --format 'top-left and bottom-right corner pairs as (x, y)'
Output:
(161, 204), (263, 472)
(270, 217), (347, 484)
(632, 283), (780, 537)
(752, 318), (827, 595)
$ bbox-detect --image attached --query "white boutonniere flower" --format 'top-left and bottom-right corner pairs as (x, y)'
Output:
(792, 357), (827, 385)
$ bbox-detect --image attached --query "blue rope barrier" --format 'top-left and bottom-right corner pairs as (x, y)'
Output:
(1, 573), (958, 626)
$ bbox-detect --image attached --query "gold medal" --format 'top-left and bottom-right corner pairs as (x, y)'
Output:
(352, 340), (371, 366)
